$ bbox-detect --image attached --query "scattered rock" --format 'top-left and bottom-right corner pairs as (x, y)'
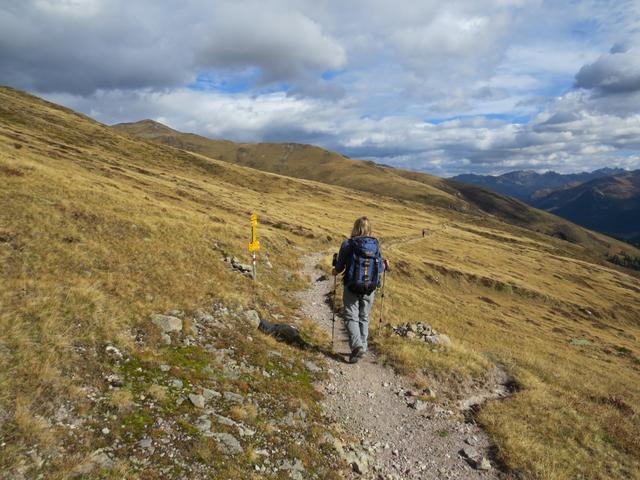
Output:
(203, 388), (221, 400)
(105, 345), (123, 359)
(213, 413), (237, 427)
(477, 457), (492, 470)
(188, 393), (206, 409)
(150, 314), (182, 333)
(212, 432), (243, 455)
(169, 379), (183, 389)
(194, 309), (215, 324)
(223, 391), (244, 404)
(425, 333), (452, 346)
(105, 373), (124, 388)
(281, 458), (305, 480)
(160, 333), (171, 345)
(410, 399), (428, 412)
(243, 310), (261, 329)
(348, 451), (369, 475)
(159, 364), (171, 372)
(137, 437), (153, 451)
(283, 407), (307, 426)
(195, 415), (212, 434)
(391, 322), (452, 345)
(70, 449), (115, 477)
(304, 360), (322, 373)
(224, 255), (254, 274)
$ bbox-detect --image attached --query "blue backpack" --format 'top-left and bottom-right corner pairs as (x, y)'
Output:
(346, 236), (382, 295)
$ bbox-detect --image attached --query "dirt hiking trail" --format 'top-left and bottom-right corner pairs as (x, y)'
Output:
(298, 252), (508, 480)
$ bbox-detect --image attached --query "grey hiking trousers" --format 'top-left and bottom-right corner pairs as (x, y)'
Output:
(343, 286), (375, 352)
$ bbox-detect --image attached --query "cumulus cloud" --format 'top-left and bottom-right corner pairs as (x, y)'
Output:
(575, 44), (640, 95)
(0, 0), (345, 94)
(2, 0), (640, 175)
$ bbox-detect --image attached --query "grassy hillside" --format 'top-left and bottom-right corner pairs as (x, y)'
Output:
(2, 86), (640, 479)
(113, 120), (636, 260)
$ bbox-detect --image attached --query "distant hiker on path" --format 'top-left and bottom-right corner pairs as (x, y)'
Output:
(332, 217), (389, 363)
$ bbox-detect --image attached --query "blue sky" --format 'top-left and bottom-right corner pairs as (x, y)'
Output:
(1, 0), (639, 176)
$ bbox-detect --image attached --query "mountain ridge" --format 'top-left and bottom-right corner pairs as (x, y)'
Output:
(112, 119), (630, 258)
(532, 170), (640, 239)
(451, 167), (627, 203)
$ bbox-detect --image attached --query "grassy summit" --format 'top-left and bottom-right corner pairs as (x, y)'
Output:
(2, 86), (640, 479)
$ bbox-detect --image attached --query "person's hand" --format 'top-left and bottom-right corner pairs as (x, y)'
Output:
(383, 259), (390, 271)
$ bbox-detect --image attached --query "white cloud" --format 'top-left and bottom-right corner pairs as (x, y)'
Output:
(3, 0), (640, 176)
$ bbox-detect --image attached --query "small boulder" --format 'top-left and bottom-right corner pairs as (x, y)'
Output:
(223, 391), (244, 404)
(137, 437), (154, 451)
(425, 334), (451, 346)
(411, 399), (428, 411)
(70, 449), (115, 477)
(212, 432), (243, 455)
(151, 314), (182, 333)
(203, 388), (221, 400)
(194, 309), (214, 324)
(188, 393), (206, 409)
(105, 373), (124, 388)
(195, 415), (212, 434)
(243, 310), (261, 329)
(477, 457), (492, 470)
(169, 378), (183, 389)
(105, 345), (123, 359)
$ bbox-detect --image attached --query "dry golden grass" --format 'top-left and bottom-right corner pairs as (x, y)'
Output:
(2, 86), (640, 479)
(374, 226), (640, 479)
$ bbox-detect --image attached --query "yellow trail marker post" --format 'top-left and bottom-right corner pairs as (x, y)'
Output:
(248, 213), (260, 280)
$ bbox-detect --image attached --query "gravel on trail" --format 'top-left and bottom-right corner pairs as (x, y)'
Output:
(298, 253), (507, 480)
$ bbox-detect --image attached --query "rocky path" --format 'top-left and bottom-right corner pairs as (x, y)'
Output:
(298, 253), (503, 480)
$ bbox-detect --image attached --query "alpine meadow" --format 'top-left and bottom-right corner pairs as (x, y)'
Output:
(2, 86), (640, 479)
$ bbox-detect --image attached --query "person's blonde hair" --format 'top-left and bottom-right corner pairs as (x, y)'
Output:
(351, 216), (372, 238)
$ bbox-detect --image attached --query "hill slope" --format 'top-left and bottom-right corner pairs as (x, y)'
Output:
(533, 170), (640, 240)
(112, 120), (632, 258)
(2, 87), (640, 479)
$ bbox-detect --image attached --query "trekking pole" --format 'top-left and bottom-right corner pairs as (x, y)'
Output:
(379, 270), (387, 327)
(331, 253), (337, 349)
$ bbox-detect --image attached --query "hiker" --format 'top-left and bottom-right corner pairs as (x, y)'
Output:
(332, 216), (389, 363)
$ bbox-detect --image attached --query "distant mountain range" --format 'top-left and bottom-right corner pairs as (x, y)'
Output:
(532, 170), (640, 241)
(452, 168), (640, 241)
(451, 168), (626, 203)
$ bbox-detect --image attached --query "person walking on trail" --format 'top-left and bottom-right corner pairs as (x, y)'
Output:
(332, 217), (389, 364)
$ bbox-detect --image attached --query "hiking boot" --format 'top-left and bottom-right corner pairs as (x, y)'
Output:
(349, 347), (362, 364)
(357, 348), (366, 359)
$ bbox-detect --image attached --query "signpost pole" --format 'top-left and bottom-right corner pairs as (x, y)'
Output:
(248, 213), (260, 281)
